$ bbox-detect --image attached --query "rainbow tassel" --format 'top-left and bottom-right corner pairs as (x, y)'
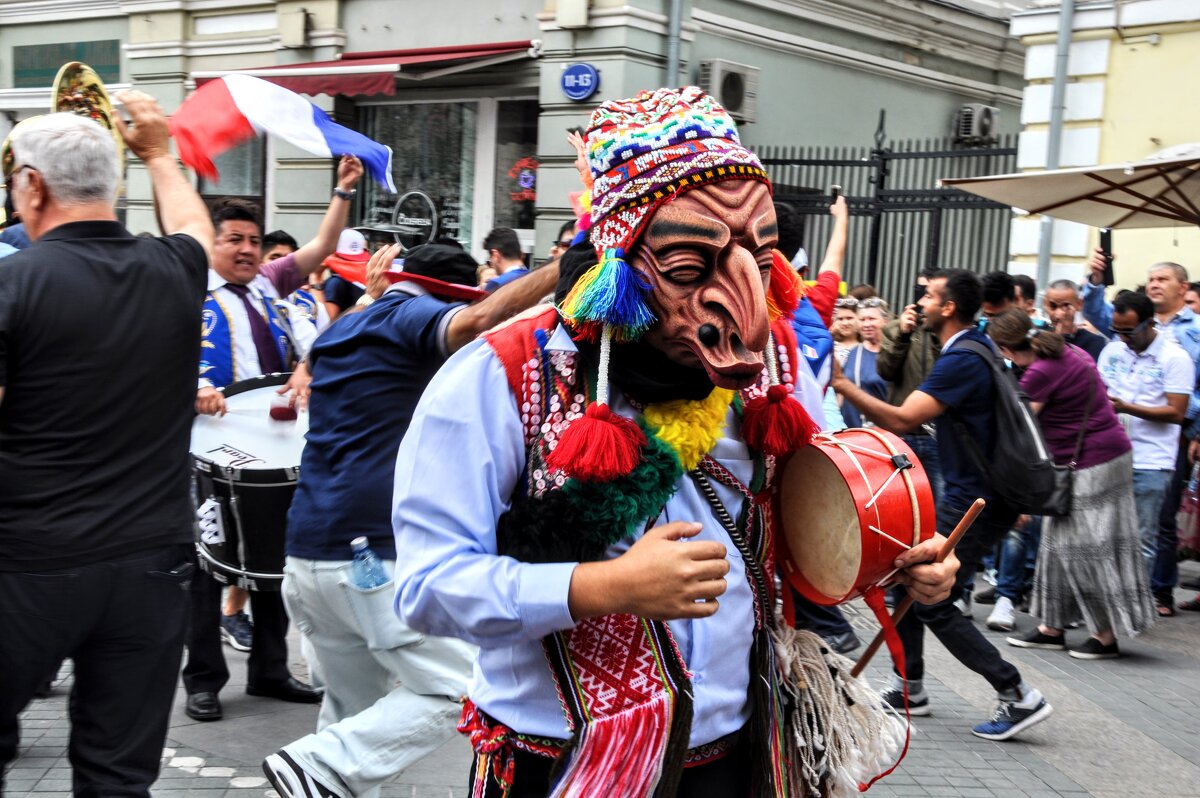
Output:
(558, 248), (656, 342)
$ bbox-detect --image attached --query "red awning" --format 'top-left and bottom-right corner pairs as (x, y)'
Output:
(192, 41), (537, 97)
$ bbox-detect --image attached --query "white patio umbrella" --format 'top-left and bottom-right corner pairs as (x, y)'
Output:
(940, 143), (1200, 229)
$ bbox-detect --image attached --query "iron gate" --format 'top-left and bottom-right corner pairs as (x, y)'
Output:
(758, 117), (1018, 310)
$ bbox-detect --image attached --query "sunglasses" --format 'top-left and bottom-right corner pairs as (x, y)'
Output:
(835, 297), (888, 311)
(555, 239), (572, 248)
(1108, 319), (1151, 338)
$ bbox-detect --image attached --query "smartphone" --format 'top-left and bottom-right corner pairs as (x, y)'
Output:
(1100, 228), (1115, 286)
(830, 184), (841, 201)
(913, 284), (926, 308)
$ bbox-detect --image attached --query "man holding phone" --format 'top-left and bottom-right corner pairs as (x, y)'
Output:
(877, 268), (943, 503)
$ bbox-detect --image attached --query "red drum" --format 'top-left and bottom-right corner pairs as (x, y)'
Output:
(776, 428), (935, 605)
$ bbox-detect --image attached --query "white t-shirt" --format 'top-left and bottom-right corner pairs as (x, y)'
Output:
(1098, 333), (1195, 470)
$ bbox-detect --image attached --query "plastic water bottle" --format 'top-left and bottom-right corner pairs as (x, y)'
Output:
(350, 536), (389, 589)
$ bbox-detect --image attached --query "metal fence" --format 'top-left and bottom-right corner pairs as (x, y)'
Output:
(759, 123), (1018, 310)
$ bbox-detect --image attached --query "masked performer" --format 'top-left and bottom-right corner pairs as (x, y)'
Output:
(392, 87), (957, 798)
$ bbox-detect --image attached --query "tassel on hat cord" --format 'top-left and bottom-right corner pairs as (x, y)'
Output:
(545, 324), (648, 483)
(741, 332), (819, 459)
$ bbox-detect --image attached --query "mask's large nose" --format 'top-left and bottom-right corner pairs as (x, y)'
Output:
(694, 247), (770, 386)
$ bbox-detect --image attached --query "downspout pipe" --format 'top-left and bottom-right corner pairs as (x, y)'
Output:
(666, 0), (683, 87)
(1036, 0), (1075, 293)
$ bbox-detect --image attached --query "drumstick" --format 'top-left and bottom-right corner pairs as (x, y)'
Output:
(849, 498), (985, 678)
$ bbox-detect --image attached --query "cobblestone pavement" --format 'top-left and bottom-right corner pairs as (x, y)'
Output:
(10, 569), (1200, 798)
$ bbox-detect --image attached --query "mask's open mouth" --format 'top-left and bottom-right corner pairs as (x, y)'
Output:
(689, 331), (764, 390)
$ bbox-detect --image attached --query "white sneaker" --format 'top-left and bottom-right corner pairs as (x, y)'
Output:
(987, 596), (1016, 631)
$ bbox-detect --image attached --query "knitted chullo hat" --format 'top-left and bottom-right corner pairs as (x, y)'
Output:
(559, 86), (772, 343)
(549, 87), (811, 483)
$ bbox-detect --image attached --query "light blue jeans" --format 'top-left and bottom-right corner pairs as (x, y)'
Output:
(1132, 469), (1174, 566)
(282, 556), (476, 798)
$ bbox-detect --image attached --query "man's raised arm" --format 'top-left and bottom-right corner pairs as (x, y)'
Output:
(114, 90), (213, 257)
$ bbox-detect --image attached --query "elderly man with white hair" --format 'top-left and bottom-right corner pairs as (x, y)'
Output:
(0, 92), (213, 795)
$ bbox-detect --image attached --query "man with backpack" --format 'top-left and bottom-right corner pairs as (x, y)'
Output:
(832, 269), (1054, 741)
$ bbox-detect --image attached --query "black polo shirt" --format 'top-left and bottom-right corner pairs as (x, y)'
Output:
(0, 220), (207, 570)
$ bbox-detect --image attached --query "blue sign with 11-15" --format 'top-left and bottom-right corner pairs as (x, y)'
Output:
(561, 63), (600, 102)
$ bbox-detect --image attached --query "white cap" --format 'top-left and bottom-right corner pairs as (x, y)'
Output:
(335, 229), (369, 262)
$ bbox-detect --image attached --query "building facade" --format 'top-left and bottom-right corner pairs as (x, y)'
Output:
(0, 0), (1025, 262)
(1007, 0), (1200, 289)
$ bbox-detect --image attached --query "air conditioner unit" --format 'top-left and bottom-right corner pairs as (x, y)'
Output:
(697, 59), (760, 124)
(954, 103), (999, 144)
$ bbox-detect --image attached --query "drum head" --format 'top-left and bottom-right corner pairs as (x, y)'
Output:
(191, 375), (308, 473)
(779, 448), (863, 600)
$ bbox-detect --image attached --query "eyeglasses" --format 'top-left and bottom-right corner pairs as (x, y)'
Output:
(1108, 319), (1151, 338)
(555, 239), (572, 249)
(5, 163), (35, 193)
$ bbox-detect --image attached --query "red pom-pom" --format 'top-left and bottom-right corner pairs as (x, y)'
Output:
(546, 402), (647, 482)
(742, 384), (819, 458)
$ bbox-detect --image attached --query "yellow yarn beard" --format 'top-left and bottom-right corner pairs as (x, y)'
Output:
(642, 387), (736, 471)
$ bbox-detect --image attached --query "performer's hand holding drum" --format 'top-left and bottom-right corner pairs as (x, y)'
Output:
(776, 428), (935, 605)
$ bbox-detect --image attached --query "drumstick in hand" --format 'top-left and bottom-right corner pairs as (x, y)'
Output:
(850, 498), (985, 678)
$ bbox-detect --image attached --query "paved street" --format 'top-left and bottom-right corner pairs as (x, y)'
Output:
(11, 565), (1200, 798)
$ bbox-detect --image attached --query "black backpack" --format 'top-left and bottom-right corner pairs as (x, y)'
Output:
(947, 339), (1068, 516)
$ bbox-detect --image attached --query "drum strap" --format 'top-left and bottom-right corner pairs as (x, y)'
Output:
(858, 587), (912, 790)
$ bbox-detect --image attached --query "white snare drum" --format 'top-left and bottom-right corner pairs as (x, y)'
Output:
(190, 373), (308, 590)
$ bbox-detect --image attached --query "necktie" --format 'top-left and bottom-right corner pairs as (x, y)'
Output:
(224, 283), (285, 375)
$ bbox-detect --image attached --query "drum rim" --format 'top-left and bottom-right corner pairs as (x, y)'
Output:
(221, 372), (291, 398)
(191, 453), (298, 484)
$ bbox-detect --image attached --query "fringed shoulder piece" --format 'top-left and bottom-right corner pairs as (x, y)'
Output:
(483, 306), (562, 399)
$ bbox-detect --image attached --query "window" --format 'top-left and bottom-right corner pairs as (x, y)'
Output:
(359, 102), (477, 249)
(492, 100), (540, 232)
(198, 139), (265, 214)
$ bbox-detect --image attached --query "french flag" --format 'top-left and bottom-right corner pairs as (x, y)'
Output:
(169, 74), (396, 192)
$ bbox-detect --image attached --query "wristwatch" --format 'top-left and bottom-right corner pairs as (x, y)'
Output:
(334, 187), (356, 201)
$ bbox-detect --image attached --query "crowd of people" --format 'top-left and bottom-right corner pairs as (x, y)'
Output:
(0, 83), (1196, 798)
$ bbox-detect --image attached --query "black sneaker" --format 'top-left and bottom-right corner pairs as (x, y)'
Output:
(1006, 629), (1066, 650)
(220, 611), (253, 652)
(1068, 637), (1119, 660)
(972, 688), (1053, 741)
(263, 750), (343, 798)
(880, 685), (931, 717)
(974, 585), (997, 605)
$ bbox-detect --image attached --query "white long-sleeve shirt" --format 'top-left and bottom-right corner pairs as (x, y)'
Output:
(392, 325), (826, 745)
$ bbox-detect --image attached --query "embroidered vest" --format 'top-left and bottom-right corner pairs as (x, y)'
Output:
(200, 288), (295, 389)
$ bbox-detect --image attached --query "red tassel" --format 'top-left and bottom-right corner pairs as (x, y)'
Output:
(546, 402), (647, 482)
(767, 250), (802, 318)
(742, 384), (819, 458)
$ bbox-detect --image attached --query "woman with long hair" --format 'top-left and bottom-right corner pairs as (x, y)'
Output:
(986, 308), (1154, 658)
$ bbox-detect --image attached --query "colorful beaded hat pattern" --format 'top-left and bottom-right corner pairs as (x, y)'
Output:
(587, 86), (770, 255)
